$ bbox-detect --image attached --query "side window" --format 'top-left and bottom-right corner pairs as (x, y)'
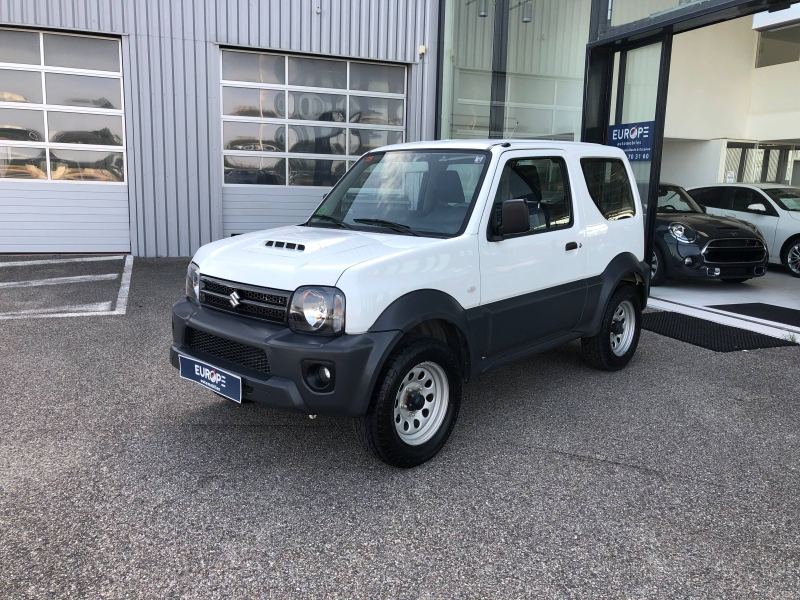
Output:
(492, 157), (573, 234)
(731, 188), (776, 215)
(695, 186), (727, 209)
(580, 158), (636, 221)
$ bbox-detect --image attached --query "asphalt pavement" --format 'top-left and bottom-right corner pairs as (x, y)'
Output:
(1, 257), (799, 599)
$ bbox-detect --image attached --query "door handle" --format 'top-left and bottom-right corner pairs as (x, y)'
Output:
(565, 242), (579, 251)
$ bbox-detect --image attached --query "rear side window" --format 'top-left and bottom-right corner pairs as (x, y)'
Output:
(492, 157), (573, 234)
(580, 158), (636, 221)
(691, 187), (727, 208)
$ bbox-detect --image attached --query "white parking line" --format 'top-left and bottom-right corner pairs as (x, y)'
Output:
(0, 302), (113, 319)
(0, 255), (125, 268)
(0, 273), (119, 289)
(0, 255), (134, 320)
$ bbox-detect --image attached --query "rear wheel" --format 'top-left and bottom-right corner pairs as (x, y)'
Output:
(582, 285), (642, 372)
(650, 246), (667, 286)
(782, 238), (800, 278)
(354, 335), (462, 468)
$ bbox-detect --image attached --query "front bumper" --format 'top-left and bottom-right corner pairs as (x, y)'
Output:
(171, 299), (402, 417)
(661, 242), (768, 280)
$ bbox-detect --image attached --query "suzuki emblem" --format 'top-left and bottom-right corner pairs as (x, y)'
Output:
(229, 291), (241, 308)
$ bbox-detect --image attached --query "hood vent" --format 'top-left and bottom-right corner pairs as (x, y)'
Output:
(265, 240), (305, 252)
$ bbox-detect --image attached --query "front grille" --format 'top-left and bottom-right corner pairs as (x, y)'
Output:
(184, 327), (270, 374)
(199, 276), (290, 324)
(703, 238), (766, 264)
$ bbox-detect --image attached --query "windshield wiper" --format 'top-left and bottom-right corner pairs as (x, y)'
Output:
(304, 214), (353, 229)
(353, 218), (422, 236)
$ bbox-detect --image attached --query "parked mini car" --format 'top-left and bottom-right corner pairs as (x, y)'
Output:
(651, 183), (769, 285)
(688, 183), (800, 277)
(172, 141), (649, 467)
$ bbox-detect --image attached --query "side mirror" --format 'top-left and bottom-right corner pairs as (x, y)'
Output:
(747, 203), (767, 212)
(497, 199), (530, 238)
(322, 192), (328, 199)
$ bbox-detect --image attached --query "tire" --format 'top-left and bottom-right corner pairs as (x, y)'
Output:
(721, 278), (750, 284)
(582, 284), (642, 372)
(354, 335), (462, 468)
(782, 238), (800, 278)
(650, 246), (667, 287)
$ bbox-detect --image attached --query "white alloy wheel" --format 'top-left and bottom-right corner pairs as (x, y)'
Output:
(651, 251), (659, 279)
(609, 299), (636, 357)
(394, 361), (449, 446)
(788, 242), (800, 276)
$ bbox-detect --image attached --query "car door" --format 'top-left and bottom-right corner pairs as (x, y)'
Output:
(478, 151), (587, 356)
(725, 187), (780, 254)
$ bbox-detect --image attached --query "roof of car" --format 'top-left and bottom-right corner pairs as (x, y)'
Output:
(372, 139), (626, 155)
(686, 182), (800, 190)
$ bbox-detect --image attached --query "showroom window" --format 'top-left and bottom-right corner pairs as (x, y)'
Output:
(0, 28), (125, 182)
(221, 50), (406, 186)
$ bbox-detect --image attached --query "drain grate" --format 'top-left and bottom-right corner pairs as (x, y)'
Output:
(642, 312), (797, 352)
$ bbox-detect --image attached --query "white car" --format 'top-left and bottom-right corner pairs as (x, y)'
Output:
(172, 140), (649, 467)
(687, 183), (800, 277)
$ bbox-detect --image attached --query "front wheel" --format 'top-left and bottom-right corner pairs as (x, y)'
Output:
(650, 246), (667, 286)
(354, 335), (462, 468)
(783, 239), (800, 278)
(582, 285), (642, 372)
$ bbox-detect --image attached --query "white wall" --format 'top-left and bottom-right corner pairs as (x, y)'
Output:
(747, 60), (800, 140)
(660, 140), (725, 189)
(665, 17), (758, 141)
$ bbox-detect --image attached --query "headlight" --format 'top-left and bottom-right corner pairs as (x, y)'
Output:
(186, 262), (200, 301)
(668, 223), (697, 243)
(289, 286), (345, 335)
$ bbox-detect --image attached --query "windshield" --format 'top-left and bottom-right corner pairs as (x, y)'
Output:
(763, 187), (800, 212)
(304, 150), (491, 237)
(657, 185), (702, 214)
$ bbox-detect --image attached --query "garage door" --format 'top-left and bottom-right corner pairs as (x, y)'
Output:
(219, 49), (407, 236)
(0, 28), (129, 253)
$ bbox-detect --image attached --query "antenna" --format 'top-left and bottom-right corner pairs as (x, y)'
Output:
(508, 120), (519, 140)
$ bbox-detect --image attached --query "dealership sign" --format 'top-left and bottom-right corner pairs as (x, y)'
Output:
(608, 121), (655, 162)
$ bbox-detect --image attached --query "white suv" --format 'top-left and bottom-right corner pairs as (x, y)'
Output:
(688, 183), (800, 277)
(172, 141), (648, 467)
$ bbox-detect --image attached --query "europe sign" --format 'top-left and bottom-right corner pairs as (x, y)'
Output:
(608, 121), (655, 162)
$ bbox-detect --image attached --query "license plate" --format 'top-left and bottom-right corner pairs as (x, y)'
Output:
(179, 355), (242, 403)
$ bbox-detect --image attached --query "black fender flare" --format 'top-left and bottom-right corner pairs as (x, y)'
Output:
(581, 252), (649, 337)
(368, 289), (478, 381)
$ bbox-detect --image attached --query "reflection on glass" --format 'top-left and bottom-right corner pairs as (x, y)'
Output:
(288, 91), (345, 122)
(349, 97), (404, 126)
(349, 129), (403, 155)
(610, 0), (707, 28)
(43, 34), (120, 72)
(224, 155), (286, 185)
(45, 73), (122, 109)
(0, 70), (42, 103)
(288, 125), (346, 154)
(49, 149), (124, 181)
(288, 159), (345, 186)
(0, 29), (41, 65)
(439, 0), (495, 138)
(0, 108), (45, 141)
(48, 112), (123, 145)
(288, 57), (347, 89)
(223, 122), (285, 152)
(222, 87), (285, 118)
(621, 43), (661, 124)
(349, 63), (405, 94)
(0, 146), (47, 179)
(222, 51), (284, 84)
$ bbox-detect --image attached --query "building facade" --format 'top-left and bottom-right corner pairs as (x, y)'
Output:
(1, 0), (797, 256)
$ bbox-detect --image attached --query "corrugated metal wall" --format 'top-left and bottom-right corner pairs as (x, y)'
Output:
(0, 0), (439, 257)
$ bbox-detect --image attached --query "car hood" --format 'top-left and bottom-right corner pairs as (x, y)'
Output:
(656, 213), (760, 238)
(192, 225), (441, 291)
(787, 210), (800, 222)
